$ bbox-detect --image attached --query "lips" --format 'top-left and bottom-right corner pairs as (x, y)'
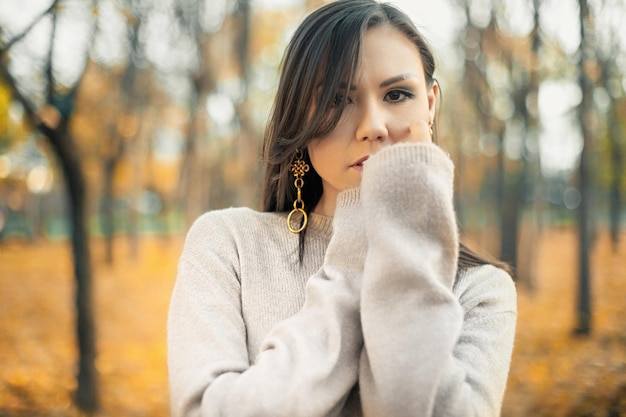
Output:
(351, 155), (369, 168)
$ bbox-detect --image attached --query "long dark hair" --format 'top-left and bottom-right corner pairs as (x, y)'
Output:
(261, 0), (507, 273)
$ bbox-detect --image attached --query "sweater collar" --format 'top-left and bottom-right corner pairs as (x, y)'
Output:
(307, 212), (333, 240)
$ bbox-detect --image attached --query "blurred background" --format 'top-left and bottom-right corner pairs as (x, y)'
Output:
(0, 0), (624, 416)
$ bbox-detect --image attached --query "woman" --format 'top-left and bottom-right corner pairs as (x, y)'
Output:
(167, 0), (517, 416)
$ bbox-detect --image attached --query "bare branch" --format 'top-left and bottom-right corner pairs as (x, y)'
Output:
(45, 4), (58, 103)
(66, 0), (99, 101)
(0, 0), (61, 55)
(0, 56), (46, 130)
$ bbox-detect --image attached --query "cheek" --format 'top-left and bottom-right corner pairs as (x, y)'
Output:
(385, 104), (431, 143)
(396, 91), (432, 122)
(308, 121), (350, 170)
(308, 137), (347, 183)
(413, 97), (432, 120)
(389, 106), (425, 131)
(307, 140), (333, 177)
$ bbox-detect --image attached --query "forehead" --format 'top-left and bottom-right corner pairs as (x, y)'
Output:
(356, 25), (425, 79)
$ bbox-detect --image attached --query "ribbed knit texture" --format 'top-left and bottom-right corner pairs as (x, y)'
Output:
(167, 142), (517, 417)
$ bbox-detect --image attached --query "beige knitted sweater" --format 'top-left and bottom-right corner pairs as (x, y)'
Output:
(167, 142), (517, 417)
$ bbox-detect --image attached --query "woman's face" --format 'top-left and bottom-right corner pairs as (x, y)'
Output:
(307, 24), (438, 216)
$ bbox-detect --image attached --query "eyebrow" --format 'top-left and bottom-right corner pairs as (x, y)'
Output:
(379, 73), (418, 87)
(338, 73), (418, 90)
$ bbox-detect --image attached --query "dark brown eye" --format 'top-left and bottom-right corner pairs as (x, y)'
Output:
(331, 93), (353, 107)
(385, 89), (414, 103)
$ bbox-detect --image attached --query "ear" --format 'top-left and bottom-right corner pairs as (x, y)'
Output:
(427, 79), (439, 123)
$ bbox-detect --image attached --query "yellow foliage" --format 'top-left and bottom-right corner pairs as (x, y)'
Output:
(0, 80), (10, 138)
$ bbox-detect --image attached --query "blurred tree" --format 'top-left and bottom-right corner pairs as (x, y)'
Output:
(0, 80), (10, 148)
(451, 0), (551, 288)
(455, 0), (504, 252)
(605, 96), (625, 251)
(171, 0), (257, 220)
(454, 0), (511, 260)
(0, 0), (99, 410)
(502, 0), (543, 289)
(231, 0), (261, 207)
(575, 0), (594, 335)
(497, 0), (543, 288)
(172, 0), (218, 223)
(99, 1), (145, 263)
(595, 0), (625, 252)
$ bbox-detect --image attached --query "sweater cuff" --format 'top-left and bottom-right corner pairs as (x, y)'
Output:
(364, 142), (454, 178)
(324, 187), (366, 270)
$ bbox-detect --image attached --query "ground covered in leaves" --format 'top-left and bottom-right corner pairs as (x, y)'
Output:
(0, 228), (625, 416)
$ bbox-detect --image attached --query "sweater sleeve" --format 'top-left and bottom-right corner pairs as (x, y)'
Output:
(357, 142), (516, 417)
(167, 189), (364, 417)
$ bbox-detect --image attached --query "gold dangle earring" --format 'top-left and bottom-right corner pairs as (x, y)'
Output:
(287, 149), (310, 233)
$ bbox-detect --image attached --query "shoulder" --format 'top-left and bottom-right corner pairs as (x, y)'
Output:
(181, 207), (283, 262)
(453, 264), (517, 315)
(187, 207), (280, 240)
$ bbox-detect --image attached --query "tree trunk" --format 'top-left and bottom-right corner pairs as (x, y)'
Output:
(26, 119), (99, 410)
(607, 99), (623, 252)
(609, 140), (622, 251)
(0, 62), (99, 413)
(47, 121), (99, 409)
(101, 157), (116, 264)
(1, 0), (100, 409)
(575, 0), (593, 336)
(499, 169), (520, 274)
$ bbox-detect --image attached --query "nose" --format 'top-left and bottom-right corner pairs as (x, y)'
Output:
(356, 102), (388, 142)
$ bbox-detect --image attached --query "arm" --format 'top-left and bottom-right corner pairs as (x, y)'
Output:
(358, 143), (516, 417)
(167, 190), (364, 417)
(433, 265), (516, 416)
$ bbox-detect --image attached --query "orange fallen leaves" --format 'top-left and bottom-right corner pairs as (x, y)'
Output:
(503, 228), (626, 417)
(0, 228), (625, 416)
(0, 236), (178, 416)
